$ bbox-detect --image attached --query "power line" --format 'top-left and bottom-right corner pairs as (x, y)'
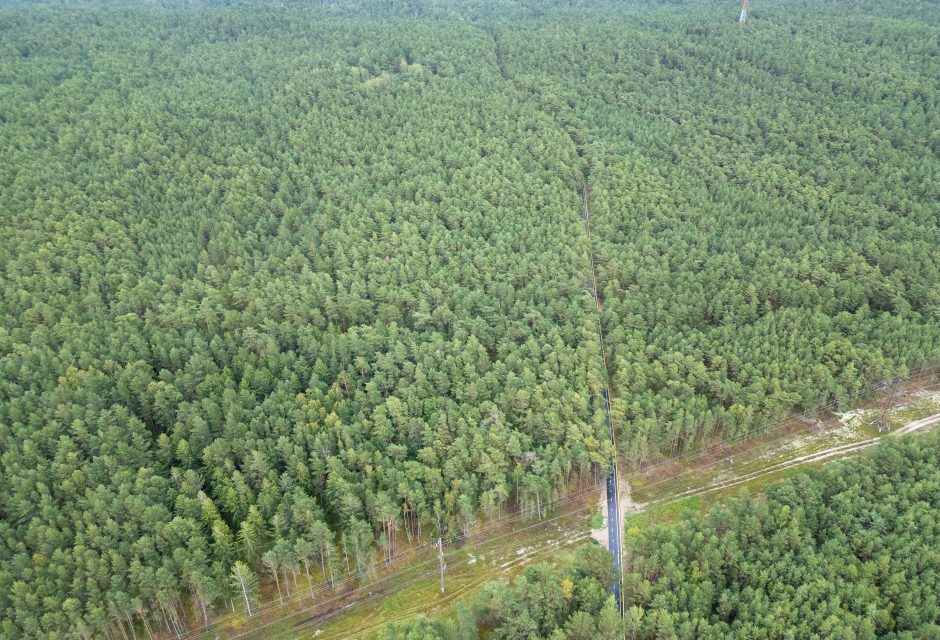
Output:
(180, 479), (607, 639)
(181, 365), (940, 638)
(242, 504), (598, 640)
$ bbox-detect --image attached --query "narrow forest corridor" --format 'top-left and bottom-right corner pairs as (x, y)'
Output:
(580, 182), (624, 616)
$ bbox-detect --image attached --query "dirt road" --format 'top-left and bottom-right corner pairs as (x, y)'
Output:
(648, 411), (940, 508)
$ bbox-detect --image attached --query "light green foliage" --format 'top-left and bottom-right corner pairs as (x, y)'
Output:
(0, 5), (604, 638)
(229, 561), (259, 617)
(470, 544), (621, 640)
(0, 1), (937, 638)
(382, 544), (622, 639)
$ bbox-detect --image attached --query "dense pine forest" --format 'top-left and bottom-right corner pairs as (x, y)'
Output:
(495, 7), (940, 460)
(386, 433), (940, 639)
(619, 433), (940, 638)
(1, 0), (938, 638)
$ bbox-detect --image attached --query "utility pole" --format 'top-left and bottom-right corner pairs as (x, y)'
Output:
(438, 537), (446, 594)
(739, 0), (749, 23)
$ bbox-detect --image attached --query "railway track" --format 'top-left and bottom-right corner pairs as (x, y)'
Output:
(580, 182), (624, 614)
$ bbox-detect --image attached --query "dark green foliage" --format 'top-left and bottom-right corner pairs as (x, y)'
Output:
(1, 0), (938, 638)
(622, 434), (940, 638)
(0, 6), (606, 638)
(495, 4), (940, 461)
(381, 615), (459, 640)
(475, 544), (620, 639)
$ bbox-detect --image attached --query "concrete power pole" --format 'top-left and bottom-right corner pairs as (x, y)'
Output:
(438, 537), (446, 594)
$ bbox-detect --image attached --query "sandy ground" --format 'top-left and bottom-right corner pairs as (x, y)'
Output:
(590, 476), (635, 549)
(651, 411), (940, 508)
(589, 485), (608, 546)
(594, 410), (940, 532)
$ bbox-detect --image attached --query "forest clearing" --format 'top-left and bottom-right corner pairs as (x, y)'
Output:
(266, 373), (940, 639)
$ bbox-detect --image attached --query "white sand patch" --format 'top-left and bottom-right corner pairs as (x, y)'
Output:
(619, 477), (637, 517)
(837, 409), (870, 429)
(590, 476), (637, 547)
(759, 433), (815, 460)
(894, 411), (940, 436)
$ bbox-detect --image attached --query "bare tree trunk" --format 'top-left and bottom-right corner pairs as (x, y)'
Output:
(156, 600), (171, 634)
(281, 567), (292, 597)
(138, 610), (155, 640)
(125, 612), (138, 640)
(195, 588), (209, 627)
(194, 592), (208, 627)
(114, 619), (129, 640)
(174, 596), (187, 632)
(302, 558), (314, 597)
(272, 567), (283, 603)
(170, 607), (184, 639)
(382, 521), (390, 562)
(167, 600), (180, 637)
(238, 577), (253, 618)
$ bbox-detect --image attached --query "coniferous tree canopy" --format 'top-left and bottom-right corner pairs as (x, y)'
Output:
(1, 0), (937, 638)
(619, 433), (940, 638)
(386, 434), (940, 639)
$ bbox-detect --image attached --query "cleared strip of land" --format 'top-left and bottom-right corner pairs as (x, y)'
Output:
(295, 378), (940, 639)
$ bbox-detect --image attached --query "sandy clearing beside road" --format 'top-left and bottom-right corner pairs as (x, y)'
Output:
(649, 412), (940, 508)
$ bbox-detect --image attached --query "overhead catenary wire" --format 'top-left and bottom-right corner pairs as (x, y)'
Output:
(178, 477), (608, 639)
(179, 332), (938, 640)
(580, 181), (625, 617)
(313, 526), (597, 640)
(238, 502), (599, 640)
(285, 368), (940, 638)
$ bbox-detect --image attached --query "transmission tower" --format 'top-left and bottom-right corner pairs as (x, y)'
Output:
(873, 378), (903, 434)
(739, 0), (749, 23)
